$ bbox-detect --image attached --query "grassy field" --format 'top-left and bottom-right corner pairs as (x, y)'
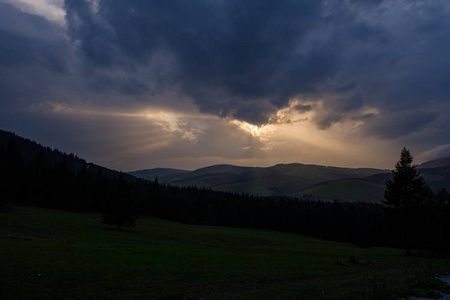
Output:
(293, 179), (385, 203)
(1, 206), (449, 299)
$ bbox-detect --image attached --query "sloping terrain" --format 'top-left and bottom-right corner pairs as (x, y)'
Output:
(128, 168), (190, 181)
(3, 128), (448, 202)
(130, 163), (390, 197)
(291, 166), (450, 202)
(292, 179), (386, 202)
(0, 130), (134, 180)
(419, 166), (450, 191)
(130, 162), (450, 201)
(2, 206), (449, 299)
(419, 157), (450, 168)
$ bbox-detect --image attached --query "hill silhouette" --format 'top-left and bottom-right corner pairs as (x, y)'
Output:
(3, 128), (449, 202)
(129, 163), (390, 198)
(419, 157), (450, 168)
(0, 129), (133, 180)
(130, 162), (450, 201)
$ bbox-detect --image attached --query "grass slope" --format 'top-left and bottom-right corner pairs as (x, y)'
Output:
(131, 164), (388, 197)
(128, 168), (190, 182)
(1, 206), (449, 299)
(293, 179), (386, 203)
(214, 177), (287, 196)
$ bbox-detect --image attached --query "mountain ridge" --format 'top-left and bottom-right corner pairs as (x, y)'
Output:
(3, 128), (449, 202)
(128, 163), (391, 197)
(129, 161), (450, 200)
(0, 129), (133, 180)
(418, 157), (450, 168)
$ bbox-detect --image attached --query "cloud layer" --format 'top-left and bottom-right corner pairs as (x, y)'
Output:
(1, 0), (450, 170)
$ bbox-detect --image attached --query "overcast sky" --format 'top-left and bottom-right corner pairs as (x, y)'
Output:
(1, 0), (450, 171)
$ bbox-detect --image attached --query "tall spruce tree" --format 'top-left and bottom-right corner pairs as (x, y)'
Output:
(383, 147), (432, 255)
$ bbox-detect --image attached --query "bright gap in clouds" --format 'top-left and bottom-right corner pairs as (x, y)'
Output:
(34, 101), (211, 145)
(227, 99), (393, 169)
(230, 120), (267, 137)
(25, 98), (398, 171)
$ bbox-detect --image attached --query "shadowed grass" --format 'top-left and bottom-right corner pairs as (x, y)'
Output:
(1, 206), (449, 299)
(293, 179), (385, 202)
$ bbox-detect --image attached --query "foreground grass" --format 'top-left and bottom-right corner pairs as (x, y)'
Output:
(1, 206), (449, 299)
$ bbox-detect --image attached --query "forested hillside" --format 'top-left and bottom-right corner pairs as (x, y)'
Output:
(0, 130), (134, 180)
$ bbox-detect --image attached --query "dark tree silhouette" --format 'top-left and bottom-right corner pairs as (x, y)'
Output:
(2, 139), (25, 204)
(430, 189), (450, 252)
(100, 173), (138, 230)
(0, 144), (5, 207)
(383, 147), (433, 255)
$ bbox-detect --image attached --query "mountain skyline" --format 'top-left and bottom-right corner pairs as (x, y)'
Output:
(3, 128), (450, 201)
(2, 1), (450, 171)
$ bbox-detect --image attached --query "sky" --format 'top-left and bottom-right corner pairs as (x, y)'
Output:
(1, 0), (450, 171)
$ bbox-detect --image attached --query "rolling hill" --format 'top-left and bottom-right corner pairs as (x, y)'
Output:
(3, 128), (449, 203)
(128, 168), (190, 181)
(129, 163), (390, 198)
(419, 157), (450, 168)
(290, 166), (450, 202)
(292, 178), (387, 203)
(0, 129), (133, 180)
(130, 162), (450, 201)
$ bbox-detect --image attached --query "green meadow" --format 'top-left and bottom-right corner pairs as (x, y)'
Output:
(1, 206), (449, 299)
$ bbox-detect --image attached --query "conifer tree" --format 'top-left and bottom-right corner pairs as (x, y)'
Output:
(384, 148), (431, 208)
(383, 147), (432, 255)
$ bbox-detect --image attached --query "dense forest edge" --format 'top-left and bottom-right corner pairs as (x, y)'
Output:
(1, 129), (450, 254)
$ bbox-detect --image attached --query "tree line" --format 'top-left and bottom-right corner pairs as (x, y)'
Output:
(383, 147), (450, 255)
(1, 135), (450, 254)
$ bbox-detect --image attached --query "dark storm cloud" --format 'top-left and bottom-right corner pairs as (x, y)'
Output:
(365, 111), (438, 140)
(0, 2), (73, 107)
(294, 104), (313, 113)
(2, 0), (450, 144)
(312, 95), (364, 129)
(335, 96), (363, 113)
(63, 0), (344, 124)
(0, 2), (68, 72)
(66, 0), (447, 132)
(334, 82), (357, 94)
(315, 112), (342, 130)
